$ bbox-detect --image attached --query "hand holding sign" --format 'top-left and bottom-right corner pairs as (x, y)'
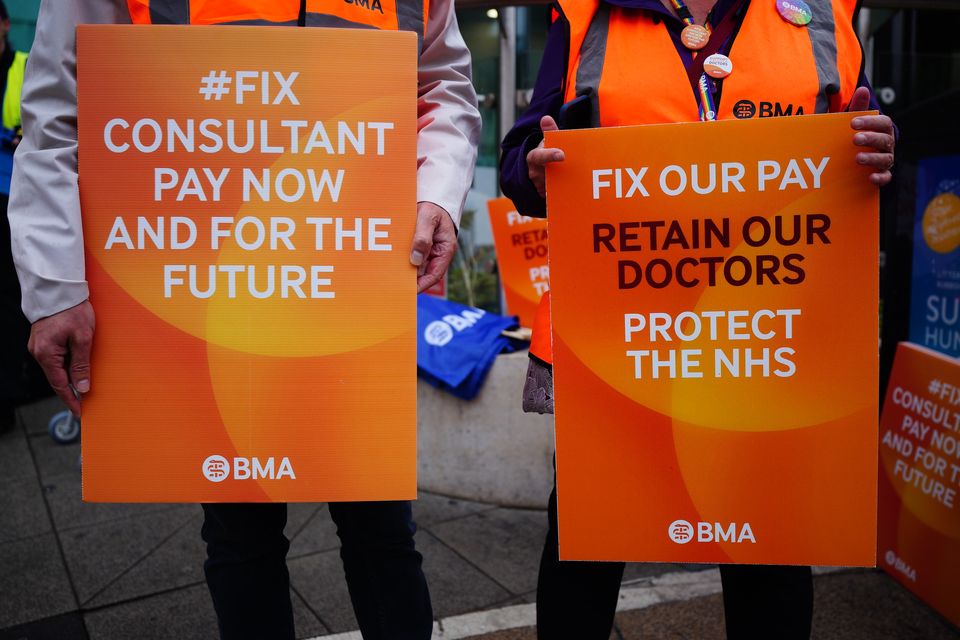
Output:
(849, 87), (896, 186)
(28, 301), (95, 416)
(526, 116), (564, 198)
(412, 201), (458, 293)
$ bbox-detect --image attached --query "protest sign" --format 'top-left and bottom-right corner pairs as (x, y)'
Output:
(487, 197), (548, 328)
(78, 26), (417, 502)
(545, 113), (879, 564)
(879, 342), (960, 626)
(908, 155), (960, 356)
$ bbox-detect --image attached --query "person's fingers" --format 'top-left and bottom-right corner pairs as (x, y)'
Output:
(29, 329), (80, 416)
(541, 115), (560, 133)
(857, 151), (895, 170)
(851, 114), (894, 134)
(26, 301), (95, 417)
(527, 147), (565, 197)
(847, 86), (871, 112)
(857, 151), (894, 186)
(417, 240), (457, 293)
(410, 205), (441, 276)
(527, 147), (565, 167)
(416, 210), (457, 292)
(68, 326), (94, 395)
(853, 131), (895, 153)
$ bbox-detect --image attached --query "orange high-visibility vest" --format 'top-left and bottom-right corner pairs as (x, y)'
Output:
(528, 0), (863, 364)
(127, 0), (429, 49)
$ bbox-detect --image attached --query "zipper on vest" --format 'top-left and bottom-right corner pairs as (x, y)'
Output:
(298, 0), (306, 26)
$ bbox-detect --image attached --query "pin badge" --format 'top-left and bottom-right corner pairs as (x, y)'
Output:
(776, 0), (812, 26)
(681, 24), (710, 50)
(703, 53), (733, 78)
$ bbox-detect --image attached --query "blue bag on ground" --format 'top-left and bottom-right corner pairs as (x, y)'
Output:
(417, 295), (519, 400)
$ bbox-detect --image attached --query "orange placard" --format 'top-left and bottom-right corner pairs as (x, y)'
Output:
(545, 113), (879, 565)
(487, 197), (549, 328)
(879, 342), (960, 626)
(77, 26), (418, 502)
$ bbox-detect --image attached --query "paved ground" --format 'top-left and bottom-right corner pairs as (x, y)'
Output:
(1, 396), (958, 640)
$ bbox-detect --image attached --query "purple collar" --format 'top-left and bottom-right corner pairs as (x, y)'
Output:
(600, 0), (744, 23)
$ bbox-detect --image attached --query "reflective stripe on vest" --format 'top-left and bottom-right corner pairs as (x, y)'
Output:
(2, 51), (27, 131)
(127, 0), (427, 50)
(559, 0), (862, 126)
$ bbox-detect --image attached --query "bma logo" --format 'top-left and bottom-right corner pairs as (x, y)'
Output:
(344, 0), (384, 14)
(424, 321), (454, 347)
(884, 550), (917, 582)
(733, 100), (756, 119)
(668, 519), (694, 544)
(202, 455), (230, 483)
(668, 519), (757, 544)
(733, 100), (805, 119)
(202, 455), (296, 482)
(423, 308), (487, 347)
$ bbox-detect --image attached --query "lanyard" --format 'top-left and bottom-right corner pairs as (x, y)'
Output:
(667, 0), (718, 121)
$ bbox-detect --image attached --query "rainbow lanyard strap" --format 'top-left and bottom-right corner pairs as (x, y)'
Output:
(668, 0), (719, 121)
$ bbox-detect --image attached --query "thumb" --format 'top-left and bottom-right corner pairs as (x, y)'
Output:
(541, 115), (559, 133)
(847, 86), (871, 112)
(410, 205), (439, 276)
(68, 328), (94, 394)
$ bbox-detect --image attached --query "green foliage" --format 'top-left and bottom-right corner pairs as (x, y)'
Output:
(447, 210), (502, 314)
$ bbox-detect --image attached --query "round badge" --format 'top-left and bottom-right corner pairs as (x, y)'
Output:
(703, 53), (733, 78)
(680, 24), (710, 50)
(776, 0), (812, 26)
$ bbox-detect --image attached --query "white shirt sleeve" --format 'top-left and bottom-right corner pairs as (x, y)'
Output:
(10, 0), (479, 323)
(9, 0), (130, 323)
(415, 0), (482, 228)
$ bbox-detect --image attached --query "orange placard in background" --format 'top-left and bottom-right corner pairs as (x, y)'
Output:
(546, 114), (879, 565)
(487, 197), (549, 328)
(78, 26), (418, 502)
(879, 342), (960, 626)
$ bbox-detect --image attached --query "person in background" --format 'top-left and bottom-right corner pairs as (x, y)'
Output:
(501, 0), (895, 638)
(0, 0), (28, 432)
(10, 1), (480, 639)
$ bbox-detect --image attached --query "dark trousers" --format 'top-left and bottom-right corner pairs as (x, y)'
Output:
(536, 485), (813, 640)
(201, 501), (433, 640)
(0, 193), (29, 409)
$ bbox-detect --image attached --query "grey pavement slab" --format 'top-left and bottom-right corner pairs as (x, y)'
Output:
(41, 470), (182, 531)
(0, 475), (52, 543)
(413, 490), (495, 527)
(288, 505), (341, 559)
(0, 533), (77, 628)
(810, 570), (960, 640)
(288, 547), (356, 633)
(84, 582), (324, 640)
(622, 562), (710, 584)
(428, 508), (546, 595)
(286, 503), (323, 539)
(0, 426), (37, 482)
(59, 506), (198, 606)
(462, 628), (619, 640)
(616, 591), (727, 640)
(87, 510), (206, 608)
(418, 531), (514, 618)
(84, 583), (219, 640)
(30, 434), (81, 481)
(17, 397), (67, 437)
(292, 589), (330, 639)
